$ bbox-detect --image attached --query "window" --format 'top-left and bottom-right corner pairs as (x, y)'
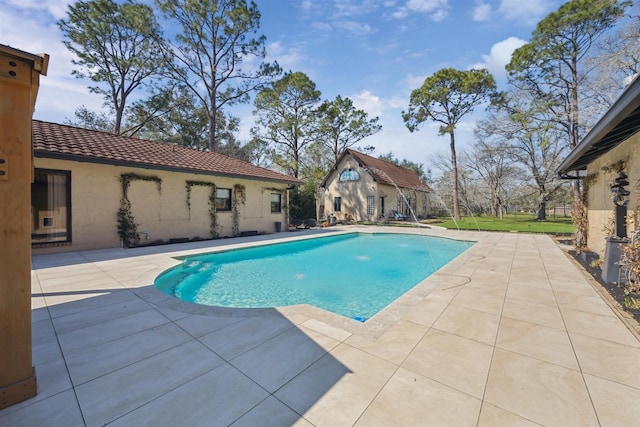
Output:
(367, 195), (375, 215)
(271, 193), (282, 213)
(32, 169), (71, 244)
(215, 188), (232, 211)
(339, 168), (360, 182)
(333, 197), (342, 212)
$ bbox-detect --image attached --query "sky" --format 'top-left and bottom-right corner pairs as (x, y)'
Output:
(1, 0), (567, 169)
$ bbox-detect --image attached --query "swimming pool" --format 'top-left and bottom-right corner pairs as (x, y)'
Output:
(154, 232), (474, 321)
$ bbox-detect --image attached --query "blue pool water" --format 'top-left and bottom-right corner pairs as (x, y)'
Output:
(155, 233), (474, 321)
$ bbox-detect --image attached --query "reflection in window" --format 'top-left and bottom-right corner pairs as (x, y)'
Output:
(32, 169), (71, 244)
(367, 195), (375, 215)
(215, 188), (232, 211)
(334, 197), (342, 212)
(339, 168), (360, 182)
(271, 193), (282, 213)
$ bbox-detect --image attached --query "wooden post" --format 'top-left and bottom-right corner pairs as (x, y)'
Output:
(0, 44), (48, 410)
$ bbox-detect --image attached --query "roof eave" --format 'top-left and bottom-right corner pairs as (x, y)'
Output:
(34, 151), (302, 186)
(556, 75), (640, 178)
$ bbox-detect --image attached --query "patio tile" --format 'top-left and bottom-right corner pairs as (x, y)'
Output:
(231, 326), (338, 393)
(32, 333), (62, 366)
(355, 366), (481, 426)
(450, 284), (506, 315)
(402, 328), (493, 398)
(484, 348), (598, 426)
(46, 288), (136, 319)
(496, 317), (579, 370)
(345, 319), (428, 365)
(0, 389), (84, 427)
(65, 322), (193, 385)
(301, 318), (352, 342)
(32, 317), (56, 341)
(199, 315), (295, 360)
(432, 304), (500, 345)
(174, 313), (246, 338)
(51, 293), (151, 334)
(108, 364), (269, 427)
(402, 294), (451, 327)
(276, 343), (396, 426)
(76, 340), (223, 426)
(562, 309), (640, 347)
(583, 374), (640, 427)
(477, 402), (541, 426)
(570, 333), (640, 388)
(231, 396), (314, 427)
(502, 298), (565, 330)
(56, 308), (170, 354)
(505, 284), (558, 306)
(553, 289), (617, 317)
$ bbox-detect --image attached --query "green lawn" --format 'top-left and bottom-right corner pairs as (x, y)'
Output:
(427, 214), (575, 234)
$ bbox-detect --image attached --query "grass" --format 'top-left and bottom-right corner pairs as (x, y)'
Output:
(426, 214), (576, 234)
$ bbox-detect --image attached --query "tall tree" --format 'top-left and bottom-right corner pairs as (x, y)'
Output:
(464, 138), (521, 218)
(403, 67), (497, 220)
(506, 0), (630, 196)
(59, 0), (167, 134)
(157, 0), (281, 151)
(252, 72), (321, 178)
(582, 3), (640, 127)
(480, 92), (568, 220)
(316, 95), (382, 164)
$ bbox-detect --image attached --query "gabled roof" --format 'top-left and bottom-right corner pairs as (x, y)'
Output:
(556, 74), (640, 178)
(32, 120), (302, 185)
(322, 148), (432, 192)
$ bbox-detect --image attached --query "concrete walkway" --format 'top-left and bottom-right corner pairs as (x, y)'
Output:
(1, 226), (639, 426)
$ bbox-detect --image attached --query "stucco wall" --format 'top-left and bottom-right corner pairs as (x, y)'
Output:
(33, 158), (289, 253)
(323, 155), (377, 221)
(585, 132), (639, 256)
(322, 155), (431, 221)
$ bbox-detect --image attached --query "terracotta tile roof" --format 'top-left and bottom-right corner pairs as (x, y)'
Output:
(337, 149), (432, 192)
(32, 120), (302, 185)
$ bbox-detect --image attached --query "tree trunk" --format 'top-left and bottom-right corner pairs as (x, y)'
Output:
(450, 132), (461, 220)
(209, 96), (217, 152)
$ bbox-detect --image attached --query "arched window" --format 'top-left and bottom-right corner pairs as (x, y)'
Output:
(339, 168), (360, 182)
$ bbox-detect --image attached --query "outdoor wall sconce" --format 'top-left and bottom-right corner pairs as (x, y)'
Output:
(611, 172), (630, 238)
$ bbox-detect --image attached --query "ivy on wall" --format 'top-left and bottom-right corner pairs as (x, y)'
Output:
(232, 184), (246, 236)
(117, 173), (162, 248)
(572, 173), (597, 253)
(185, 180), (218, 238)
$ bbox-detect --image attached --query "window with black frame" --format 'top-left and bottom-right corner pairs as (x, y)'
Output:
(215, 188), (232, 211)
(32, 169), (71, 244)
(334, 196), (342, 212)
(271, 193), (282, 213)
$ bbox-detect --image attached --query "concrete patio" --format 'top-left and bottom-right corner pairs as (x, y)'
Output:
(1, 226), (639, 426)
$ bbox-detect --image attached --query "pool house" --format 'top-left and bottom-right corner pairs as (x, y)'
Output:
(31, 120), (302, 254)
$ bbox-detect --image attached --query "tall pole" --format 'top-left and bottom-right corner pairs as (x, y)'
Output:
(0, 44), (48, 409)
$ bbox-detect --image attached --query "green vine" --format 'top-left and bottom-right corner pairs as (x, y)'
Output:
(117, 173), (162, 248)
(232, 184), (246, 236)
(185, 180), (218, 238)
(571, 173), (597, 253)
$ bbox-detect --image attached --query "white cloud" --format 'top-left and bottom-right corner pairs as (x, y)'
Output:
(351, 90), (385, 117)
(393, 0), (449, 21)
(404, 73), (428, 91)
(267, 42), (304, 71)
(336, 20), (373, 35)
(468, 36), (527, 78)
(498, 0), (556, 25)
(472, 1), (492, 22)
(5, 0), (70, 20)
